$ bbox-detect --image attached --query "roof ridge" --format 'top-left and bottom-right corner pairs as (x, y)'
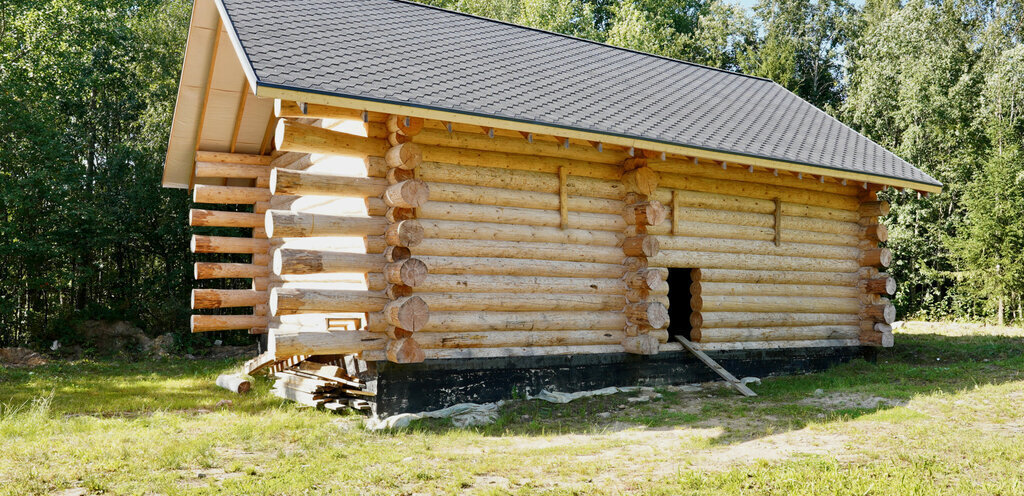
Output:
(387, 0), (774, 84)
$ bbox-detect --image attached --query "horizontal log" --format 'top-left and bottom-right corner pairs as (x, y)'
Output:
(385, 220), (425, 247)
(701, 295), (862, 314)
(648, 160), (860, 196)
(274, 100), (362, 120)
(193, 185), (270, 204)
(418, 311), (627, 332)
(191, 314), (267, 333)
(190, 235), (269, 254)
(275, 119), (387, 157)
(694, 311), (862, 329)
(194, 161), (268, 179)
(406, 159), (624, 198)
(270, 168), (387, 197)
(411, 330), (635, 349)
(195, 262), (268, 279)
(651, 189), (858, 222)
(418, 256), (626, 278)
(658, 171), (859, 211)
(272, 328), (387, 357)
(189, 209), (264, 228)
(418, 201), (624, 231)
(419, 219), (622, 247)
(693, 325), (860, 343)
(666, 206), (863, 237)
(274, 249), (386, 275)
(425, 181), (624, 214)
(361, 344), (630, 361)
(699, 282), (861, 298)
(690, 268), (862, 286)
(655, 236), (861, 260)
(695, 339), (860, 351)
(650, 220), (860, 246)
(651, 250), (861, 273)
(411, 238), (626, 264)
(270, 288), (391, 315)
(412, 273), (625, 294)
(191, 289), (267, 309)
(417, 293), (624, 312)
(195, 151), (271, 165)
(264, 210), (388, 238)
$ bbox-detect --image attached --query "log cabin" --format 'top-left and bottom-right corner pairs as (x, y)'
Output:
(164, 0), (942, 414)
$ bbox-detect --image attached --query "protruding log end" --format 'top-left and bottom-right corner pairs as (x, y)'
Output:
(622, 235), (660, 257)
(689, 311), (703, 329)
(859, 201), (891, 217)
(862, 303), (897, 324)
(384, 246), (412, 262)
(385, 326), (415, 340)
(622, 201), (668, 226)
(861, 248), (892, 268)
(690, 295), (703, 312)
(383, 179), (430, 208)
(384, 296), (430, 332)
(386, 337), (425, 363)
(864, 223), (888, 243)
(621, 166), (660, 196)
(860, 323), (894, 347)
(386, 207), (415, 223)
(864, 275), (897, 295)
(623, 256), (649, 272)
(625, 301), (669, 329)
(690, 268), (702, 282)
(385, 219), (424, 247)
(385, 142), (423, 170)
(386, 167), (416, 184)
(622, 334), (660, 355)
(386, 284), (414, 299)
(385, 258), (428, 287)
(689, 281), (702, 297)
(625, 268), (667, 291)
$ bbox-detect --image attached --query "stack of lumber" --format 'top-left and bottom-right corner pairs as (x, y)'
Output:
(271, 360), (373, 411)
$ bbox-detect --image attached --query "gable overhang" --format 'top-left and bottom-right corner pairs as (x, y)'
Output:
(163, 0), (941, 195)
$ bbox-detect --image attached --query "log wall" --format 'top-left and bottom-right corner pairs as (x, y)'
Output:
(261, 102), (897, 362)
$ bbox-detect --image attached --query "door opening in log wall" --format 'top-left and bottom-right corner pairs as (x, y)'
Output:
(666, 267), (695, 341)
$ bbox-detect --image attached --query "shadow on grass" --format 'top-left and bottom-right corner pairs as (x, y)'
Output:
(0, 356), (283, 416)
(398, 330), (1024, 446)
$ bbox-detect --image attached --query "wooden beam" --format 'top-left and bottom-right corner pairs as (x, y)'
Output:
(188, 19), (222, 191)
(229, 79), (249, 153)
(558, 166), (568, 229)
(676, 336), (756, 397)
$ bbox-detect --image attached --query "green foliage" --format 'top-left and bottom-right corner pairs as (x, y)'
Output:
(0, 0), (199, 346)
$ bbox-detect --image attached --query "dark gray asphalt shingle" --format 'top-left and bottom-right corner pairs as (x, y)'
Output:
(219, 0), (940, 187)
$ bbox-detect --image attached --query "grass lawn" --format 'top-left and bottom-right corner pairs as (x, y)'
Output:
(2, 322), (1023, 495)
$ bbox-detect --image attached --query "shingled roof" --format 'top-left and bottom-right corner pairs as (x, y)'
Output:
(216, 0), (941, 189)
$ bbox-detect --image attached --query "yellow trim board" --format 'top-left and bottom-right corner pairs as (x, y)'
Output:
(257, 85), (942, 194)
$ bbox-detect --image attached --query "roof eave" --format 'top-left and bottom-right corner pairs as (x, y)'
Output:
(256, 83), (943, 194)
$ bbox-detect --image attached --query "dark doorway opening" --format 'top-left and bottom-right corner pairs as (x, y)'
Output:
(666, 268), (693, 341)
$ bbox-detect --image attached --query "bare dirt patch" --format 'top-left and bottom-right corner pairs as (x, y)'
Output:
(0, 347), (47, 367)
(798, 392), (906, 410)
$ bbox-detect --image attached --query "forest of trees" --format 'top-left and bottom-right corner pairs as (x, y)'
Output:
(1, 0), (1022, 348)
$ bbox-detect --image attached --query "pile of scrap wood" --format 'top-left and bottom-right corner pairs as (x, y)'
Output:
(271, 359), (373, 411)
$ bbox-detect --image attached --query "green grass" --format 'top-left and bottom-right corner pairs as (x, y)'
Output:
(1, 322), (1023, 495)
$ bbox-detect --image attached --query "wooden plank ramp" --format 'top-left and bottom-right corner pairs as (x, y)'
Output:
(675, 336), (757, 397)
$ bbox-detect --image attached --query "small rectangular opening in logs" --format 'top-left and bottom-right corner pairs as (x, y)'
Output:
(666, 268), (694, 341)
